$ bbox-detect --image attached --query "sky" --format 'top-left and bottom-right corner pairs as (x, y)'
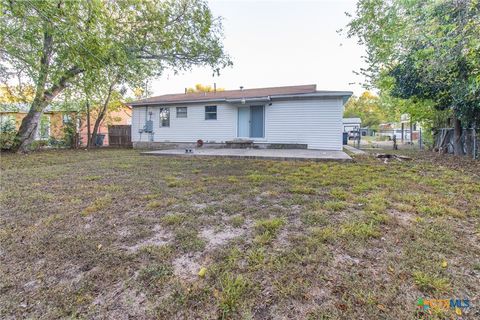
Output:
(151, 0), (366, 96)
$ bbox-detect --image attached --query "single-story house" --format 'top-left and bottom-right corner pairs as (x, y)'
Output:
(342, 117), (362, 132)
(0, 103), (75, 141)
(128, 85), (352, 150)
(0, 103), (131, 146)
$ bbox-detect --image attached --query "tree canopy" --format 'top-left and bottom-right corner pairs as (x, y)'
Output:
(0, 0), (232, 151)
(346, 0), (480, 127)
(187, 83), (225, 93)
(343, 91), (387, 129)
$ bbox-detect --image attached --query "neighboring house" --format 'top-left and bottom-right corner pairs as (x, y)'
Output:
(379, 114), (422, 141)
(342, 117), (362, 132)
(0, 103), (132, 146)
(0, 103), (75, 141)
(78, 105), (132, 146)
(128, 85), (352, 150)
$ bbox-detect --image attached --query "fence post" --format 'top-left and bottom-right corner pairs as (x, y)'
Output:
(419, 128), (422, 150)
(358, 128), (361, 149)
(473, 127), (477, 160)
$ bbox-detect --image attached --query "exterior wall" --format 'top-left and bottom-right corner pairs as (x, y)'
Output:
(131, 97), (343, 150)
(0, 111), (67, 140)
(264, 98), (343, 150)
(132, 104), (236, 143)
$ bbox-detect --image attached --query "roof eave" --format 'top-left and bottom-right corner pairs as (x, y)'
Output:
(127, 91), (354, 107)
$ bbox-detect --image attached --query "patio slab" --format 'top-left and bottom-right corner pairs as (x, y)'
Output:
(343, 145), (367, 155)
(141, 148), (352, 162)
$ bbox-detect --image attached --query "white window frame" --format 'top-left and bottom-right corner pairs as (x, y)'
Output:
(205, 105), (217, 120)
(159, 107), (170, 127)
(176, 107), (187, 118)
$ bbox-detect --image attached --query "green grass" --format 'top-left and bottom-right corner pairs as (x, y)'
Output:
(413, 271), (451, 294)
(174, 228), (206, 252)
(0, 148), (478, 319)
(324, 200), (348, 212)
(218, 273), (250, 317)
(254, 217), (286, 244)
(81, 195), (112, 216)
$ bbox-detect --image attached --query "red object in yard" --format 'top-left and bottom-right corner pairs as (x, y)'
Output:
(197, 139), (204, 147)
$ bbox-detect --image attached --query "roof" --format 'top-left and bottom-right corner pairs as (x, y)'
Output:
(343, 117), (362, 124)
(128, 84), (352, 106)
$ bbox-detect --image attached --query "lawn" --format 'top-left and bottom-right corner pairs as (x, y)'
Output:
(0, 149), (479, 319)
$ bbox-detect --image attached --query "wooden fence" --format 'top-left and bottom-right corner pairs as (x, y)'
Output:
(434, 128), (478, 158)
(108, 125), (132, 148)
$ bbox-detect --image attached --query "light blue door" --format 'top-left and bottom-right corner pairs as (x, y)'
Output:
(237, 107), (250, 137)
(250, 106), (264, 138)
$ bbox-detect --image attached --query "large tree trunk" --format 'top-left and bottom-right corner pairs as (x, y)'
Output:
(13, 30), (52, 152)
(453, 115), (464, 156)
(14, 66), (83, 152)
(89, 81), (116, 147)
(86, 100), (91, 148)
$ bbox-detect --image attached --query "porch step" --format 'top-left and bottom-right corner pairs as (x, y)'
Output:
(225, 140), (256, 149)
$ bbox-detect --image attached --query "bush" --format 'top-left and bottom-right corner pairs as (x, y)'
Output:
(0, 119), (17, 150)
(62, 120), (77, 147)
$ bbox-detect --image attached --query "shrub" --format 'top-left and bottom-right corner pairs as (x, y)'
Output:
(0, 119), (17, 150)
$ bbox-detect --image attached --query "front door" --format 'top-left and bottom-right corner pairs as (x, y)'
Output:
(237, 105), (264, 138)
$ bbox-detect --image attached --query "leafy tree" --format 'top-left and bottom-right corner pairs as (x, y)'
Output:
(1, 0), (231, 152)
(343, 91), (387, 129)
(0, 85), (35, 103)
(187, 83), (225, 93)
(346, 0), (480, 155)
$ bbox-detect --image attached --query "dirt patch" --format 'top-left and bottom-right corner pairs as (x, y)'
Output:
(333, 253), (361, 267)
(92, 284), (148, 320)
(123, 225), (172, 252)
(172, 253), (202, 281)
(200, 226), (245, 249)
(387, 209), (414, 226)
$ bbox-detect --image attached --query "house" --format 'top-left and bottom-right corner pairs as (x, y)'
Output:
(128, 85), (352, 150)
(379, 114), (422, 142)
(0, 103), (132, 146)
(0, 103), (76, 141)
(342, 117), (362, 132)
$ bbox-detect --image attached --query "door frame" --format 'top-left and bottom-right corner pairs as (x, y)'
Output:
(237, 105), (265, 139)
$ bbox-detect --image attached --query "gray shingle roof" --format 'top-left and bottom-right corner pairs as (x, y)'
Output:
(128, 84), (352, 106)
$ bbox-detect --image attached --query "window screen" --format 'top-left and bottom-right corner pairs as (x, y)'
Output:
(176, 107), (187, 118)
(205, 106), (217, 120)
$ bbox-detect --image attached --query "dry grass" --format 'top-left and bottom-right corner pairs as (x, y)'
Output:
(0, 148), (479, 319)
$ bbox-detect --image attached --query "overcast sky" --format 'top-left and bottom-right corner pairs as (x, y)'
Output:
(151, 0), (366, 96)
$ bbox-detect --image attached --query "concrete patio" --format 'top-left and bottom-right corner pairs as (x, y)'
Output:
(141, 148), (352, 161)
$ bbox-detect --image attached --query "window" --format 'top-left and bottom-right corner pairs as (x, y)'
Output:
(62, 114), (71, 124)
(205, 106), (217, 120)
(176, 107), (187, 118)
(159, 107), (170, 127)
(36, 115), (50, 140)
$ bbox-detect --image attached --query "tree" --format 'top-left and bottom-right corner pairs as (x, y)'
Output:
(1, 0), (231, 152)
(78, 67), (127, 147)
(346, 0), (480, 155)
(343, 91), (387, 129)
(0, 85), (35, 103)
(187, 83), (225, 93)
